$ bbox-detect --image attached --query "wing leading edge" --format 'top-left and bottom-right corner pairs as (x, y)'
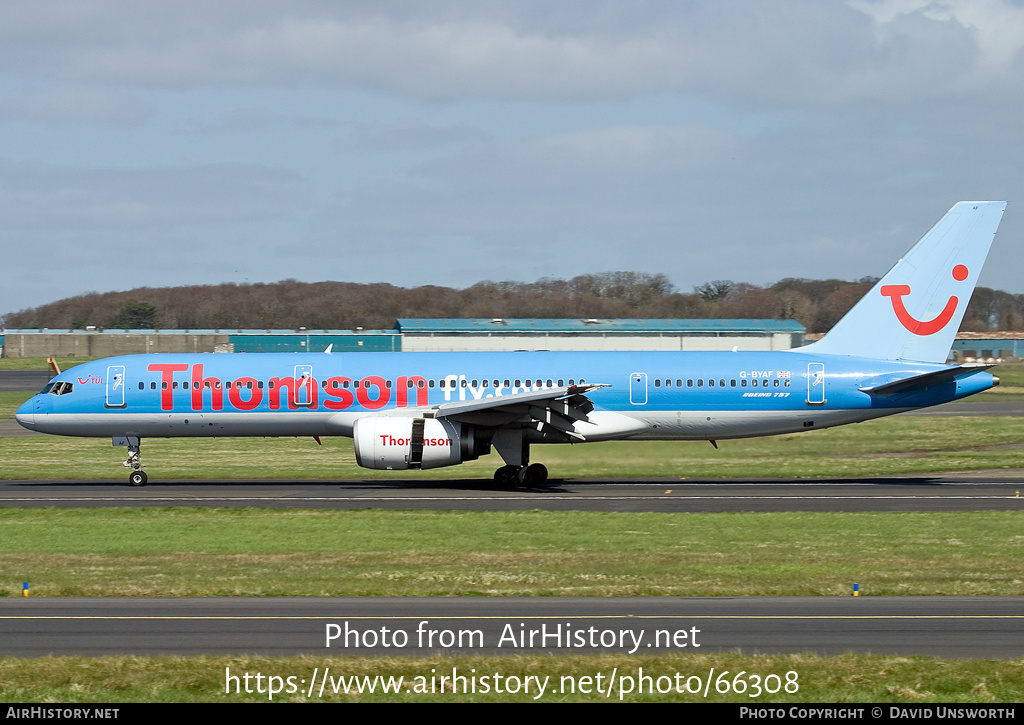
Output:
(433, 383), (609, 442)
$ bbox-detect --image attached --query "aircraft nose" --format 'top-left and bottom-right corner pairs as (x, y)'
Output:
(14, 399), (35, 430)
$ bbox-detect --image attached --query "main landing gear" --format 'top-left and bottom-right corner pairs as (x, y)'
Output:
(117, 436), (148, 486)
(494, 463), (548, 487)
(490, 430), (549, 488)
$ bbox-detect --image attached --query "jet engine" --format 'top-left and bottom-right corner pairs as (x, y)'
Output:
(352, 416), (489, 470)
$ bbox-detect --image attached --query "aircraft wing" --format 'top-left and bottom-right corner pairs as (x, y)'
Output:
(432, 383), (609, 442)
(859, 363), (995, 397)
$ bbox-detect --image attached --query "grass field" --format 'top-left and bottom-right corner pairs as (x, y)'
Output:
(0, 356), (96, 371)
(2, 507), (1022, 702)
(1, 508), (1020, 597)
(2, 652), (1022, 702)
(4, 413), (1024, 480)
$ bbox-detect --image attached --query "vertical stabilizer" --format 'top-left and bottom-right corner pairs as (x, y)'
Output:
(802, 201), (1006, 363)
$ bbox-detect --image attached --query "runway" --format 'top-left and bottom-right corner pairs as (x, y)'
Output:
(0, 474), (1021, 511)
(2, 596), (1022, 658)
(0, 370), (52, 392)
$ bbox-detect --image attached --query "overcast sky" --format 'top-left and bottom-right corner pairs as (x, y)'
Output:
(3, 0), (1024, 321)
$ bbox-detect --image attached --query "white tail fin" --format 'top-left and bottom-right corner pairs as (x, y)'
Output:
(802, 201), (1006, 363)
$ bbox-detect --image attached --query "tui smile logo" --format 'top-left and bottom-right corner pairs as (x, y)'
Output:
(880, 264), (968, 335)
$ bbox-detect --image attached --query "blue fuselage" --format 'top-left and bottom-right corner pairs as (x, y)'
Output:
(15, 350), (994, 441)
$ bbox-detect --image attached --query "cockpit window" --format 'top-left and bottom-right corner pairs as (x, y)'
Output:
(48, 382), (74, 396)
(40, 382), (55, 394)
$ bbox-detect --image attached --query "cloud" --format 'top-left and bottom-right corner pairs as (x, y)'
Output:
(0, 1), (1021, 106)
(414, 124), (743, 188)
(0, 85), (154, 125)
(0, 161), (309, 228)
(353, 121), (489, 152)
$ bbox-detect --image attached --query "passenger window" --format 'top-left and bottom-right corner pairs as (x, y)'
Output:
(720, 379), (726, 387)
(741, 379), (747, 387)
(730, 379), (736, 387)
(654, 379), (661, 388)
(697, 379), (703, 387)
(774, 379), (780, 387)
(687, 379), (693, 387)
(709, 379), (715, 387)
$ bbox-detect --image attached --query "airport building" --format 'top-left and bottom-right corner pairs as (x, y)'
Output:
(949, 332), (1024, 361)
(395, 318), (805, 352)
(0, 318), (804, 357)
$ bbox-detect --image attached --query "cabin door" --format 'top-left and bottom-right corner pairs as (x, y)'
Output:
(294, 365), (314, 407)
(630, 372), (648, 405)
(806, 363), (825, 406)
(105, 365), (126, 408)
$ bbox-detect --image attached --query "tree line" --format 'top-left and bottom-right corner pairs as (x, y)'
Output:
(3, 271), (1021, 334)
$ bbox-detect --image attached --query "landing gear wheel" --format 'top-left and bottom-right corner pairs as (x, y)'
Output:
(494, 465), (520, 488)
(129, 470), (148, 487)
(517, 463), (548, 487)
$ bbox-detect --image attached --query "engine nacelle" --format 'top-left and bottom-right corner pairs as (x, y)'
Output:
(352, 416), (487, 470)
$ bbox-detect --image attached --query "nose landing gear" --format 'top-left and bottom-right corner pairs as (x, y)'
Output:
(115, 436), (148, 486)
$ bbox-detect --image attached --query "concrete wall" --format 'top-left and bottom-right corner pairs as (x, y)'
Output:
(2, 333), (229, 358)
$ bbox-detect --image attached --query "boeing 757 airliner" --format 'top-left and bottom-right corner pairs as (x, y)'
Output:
(16, 201), (1007, 486)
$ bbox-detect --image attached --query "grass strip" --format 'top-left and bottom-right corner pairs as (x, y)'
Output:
(1, 653), (1021, 702)
(5, 414), (1024, 479)
(1, 509), (1021, 596)
(0, 357), (95, 371)
(0, 392), (33, 419)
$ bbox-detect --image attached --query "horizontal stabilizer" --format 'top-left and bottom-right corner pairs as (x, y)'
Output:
(859, 363), (994, 397)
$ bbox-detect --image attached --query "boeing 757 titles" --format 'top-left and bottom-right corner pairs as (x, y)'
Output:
(16, 201), (1007, 486)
